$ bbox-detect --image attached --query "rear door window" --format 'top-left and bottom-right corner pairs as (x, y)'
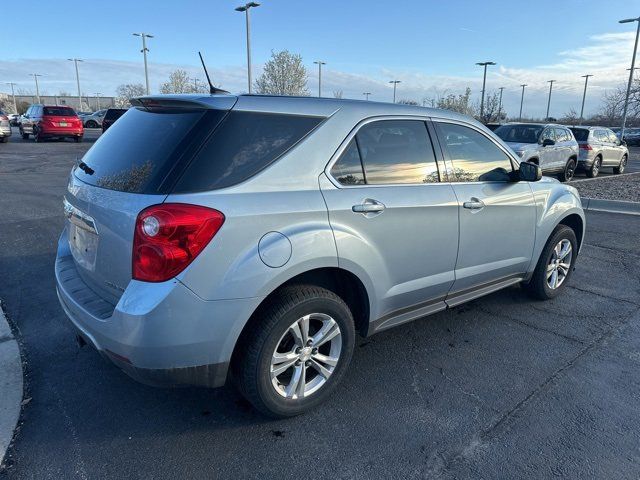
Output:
(355, 120), (439, 184)
(330, 139), (366, 185)
(173, 111), (323, 192)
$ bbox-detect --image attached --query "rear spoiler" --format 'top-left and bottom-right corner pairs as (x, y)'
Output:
(130, 95), (237, 111)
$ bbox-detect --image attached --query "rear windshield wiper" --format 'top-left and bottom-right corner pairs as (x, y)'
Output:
(78, 161), (94, 175)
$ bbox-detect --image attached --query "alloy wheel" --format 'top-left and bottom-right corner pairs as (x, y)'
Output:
(270, 313), (342, 399)
(546, 239), (572, 289)
(565, 161), (575, 181)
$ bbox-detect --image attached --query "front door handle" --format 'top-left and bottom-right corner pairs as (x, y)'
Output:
(352, 199), (386, 214)
(463, 198), (485, 210)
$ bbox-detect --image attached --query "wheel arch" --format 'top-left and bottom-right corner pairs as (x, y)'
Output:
(558, 213), (584, 252)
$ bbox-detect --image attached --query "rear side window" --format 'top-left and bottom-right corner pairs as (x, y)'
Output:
(436, 122), (513, 182)
(74, 107), (217, 193)
(43, 106), (76, 116)
(330, 139), (365, 185)
(173, 112), (323, 192)
(570, 128), (589, 141)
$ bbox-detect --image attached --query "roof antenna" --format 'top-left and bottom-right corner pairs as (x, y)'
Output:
(198, 51), (230, 94)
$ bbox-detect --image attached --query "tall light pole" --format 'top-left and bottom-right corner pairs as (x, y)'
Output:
(313, 61), (326, 97)
(519, 84), (527, 121)
(619, 16), (640, 140)
(497, 87), (505, 122)
(133, 33), (154, 95)
(30, 74), (43, 103)
(476, 61), (496, 120)
(363, 92), (371, 101)
(579, 74), (593, 125)
(235, 2), (260, 94)
(94, 93), (102, 111)
(545, 80), (556, 119)
(389, 80), (401, 103)
(67, 58), (84, 111)
(5, 82), (17, 113)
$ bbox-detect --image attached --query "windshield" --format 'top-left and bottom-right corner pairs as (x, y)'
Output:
(494, 124), (544, 144)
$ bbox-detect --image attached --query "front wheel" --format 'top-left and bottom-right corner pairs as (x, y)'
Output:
(523, 225), (577, 300)
(613, 155), (627, 174)
(558, 159), (576, 182)
(233, 285), (355, 418)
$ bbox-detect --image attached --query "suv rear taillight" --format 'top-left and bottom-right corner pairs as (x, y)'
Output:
(579, 144), (593, 150)
(132, 204), (225, 282)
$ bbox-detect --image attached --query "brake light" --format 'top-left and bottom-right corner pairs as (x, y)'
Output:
(579, 144), (593, 150)
(132, 204), (225, 282)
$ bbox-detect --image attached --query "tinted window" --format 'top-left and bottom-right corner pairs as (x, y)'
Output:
(75, 107), (213, 193)
(570, 128), (589, 141)
(104, 109), (127, 121)
(173, 112), (323, 192)
(541, 128), (555, 143)
(436, 122), (513, 182)
(43, 106), (76, 116)
(494, 124), (544, 143)
(355, 120), (439, 184)
(331, 139), (365, 185)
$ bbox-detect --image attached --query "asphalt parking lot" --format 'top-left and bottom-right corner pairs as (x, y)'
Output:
(1, 128), (640, 479)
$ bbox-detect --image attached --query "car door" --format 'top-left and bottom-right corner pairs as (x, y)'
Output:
(320, 118), (459, 331)
(433, 120), (537, 304)
(22, 106), (34, 133)
(604, 129), (622, 166)
(538, 127), (557, 172)
(553, 127), (570, 170)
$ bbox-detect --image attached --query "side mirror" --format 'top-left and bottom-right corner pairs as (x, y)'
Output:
(542, 138), (555, 147)
(519, 161), (542, 182)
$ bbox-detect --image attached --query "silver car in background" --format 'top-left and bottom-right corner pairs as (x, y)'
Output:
(0, 110), (11, 143)
(83, 109), (107, 128)
(56, 94), (585, 417)
(494, 123), (579, 181)
(569, 126), (629, 177)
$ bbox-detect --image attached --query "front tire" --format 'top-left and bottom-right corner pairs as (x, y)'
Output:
(233, 285), (355, 418)
(613, 155), (627, 174)
(558, 159), (576, 182)
(586, 156), (601, 178)
(524, 225), (577, 300)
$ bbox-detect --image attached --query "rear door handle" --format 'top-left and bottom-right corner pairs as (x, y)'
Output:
(463, 198), (485, 210)
(352, 199), (386, 214)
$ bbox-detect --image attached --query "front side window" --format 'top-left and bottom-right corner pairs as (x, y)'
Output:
(436, 122), (513, 182)
(355, 120), (439, 184)
(553, 128), (568, 142)
(541, 128), (555, 143)
(494, 124), (544, 144)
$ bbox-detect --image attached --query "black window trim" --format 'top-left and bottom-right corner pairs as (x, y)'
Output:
(325, 115), (447, 188)
(431, 118), (519, 184)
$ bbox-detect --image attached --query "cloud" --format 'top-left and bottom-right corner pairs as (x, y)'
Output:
(0, 30), (634, 118)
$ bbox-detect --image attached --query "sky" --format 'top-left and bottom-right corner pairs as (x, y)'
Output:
(3, 0), (640, 118)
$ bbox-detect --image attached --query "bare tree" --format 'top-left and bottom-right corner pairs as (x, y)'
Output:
(333, 90), (343, 99)
(479, 92), (502, 123)
(254, 50), (309, 96)
(115, 83), (146, 108)
(436, 87), (474, 116)
(559, 108), (579, 126)
(160, 69), (191, 94)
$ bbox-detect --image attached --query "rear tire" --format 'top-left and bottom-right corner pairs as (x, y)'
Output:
(613, 155), (627, 174)
(85, 120), (98, 128)
(523, 225), (577, 300)
(233, 285), (355, 418)
(0, 137), (8, 143)
(558, 158), (576, 182)
(586, 156), (601, 178)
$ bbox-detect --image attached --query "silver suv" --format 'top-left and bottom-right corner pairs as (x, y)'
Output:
(55, 95), (585, 417)
(495, 123), (579, 181)
(569, 126), (628, 177)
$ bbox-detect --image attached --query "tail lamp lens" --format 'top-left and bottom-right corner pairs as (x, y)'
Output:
(132, 203), (225, 282)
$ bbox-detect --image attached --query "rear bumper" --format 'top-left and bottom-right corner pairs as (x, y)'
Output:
(0, 126), (11, 137)
(55, 227), (263, 388)
(40, 128), (83, 137)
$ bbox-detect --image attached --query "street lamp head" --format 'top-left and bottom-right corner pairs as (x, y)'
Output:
(548, 79), (556, 83)
(619, 17), (640, 23)
(476, 61), (496, 66)
(236, 2), (260, 11)
(521, 84), (527, 87)
(389, 80), (401, 84)
(314, 61), (326, 65)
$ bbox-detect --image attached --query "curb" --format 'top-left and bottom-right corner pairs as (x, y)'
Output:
(0, 304), (22, 468)
(582, 197), (640, 216)
(571, 171), (640, 184)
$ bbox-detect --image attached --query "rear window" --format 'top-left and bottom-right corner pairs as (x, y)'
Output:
(74, 107), (222, 193)
(43, 106), (76, 116)
(570, 128), (589, 141)
(494, 124), (544, 144)
(104, 109), (127, 120)
(172, 111), (323, 192)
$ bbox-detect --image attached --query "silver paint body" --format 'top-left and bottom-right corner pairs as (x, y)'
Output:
(55, 94), (585, 388)
(573, 126), (628, 169)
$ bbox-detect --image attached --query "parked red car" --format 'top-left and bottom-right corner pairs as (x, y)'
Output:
(19, 105), (83, 142)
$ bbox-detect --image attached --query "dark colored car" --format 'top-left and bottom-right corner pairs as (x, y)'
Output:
(101, 108), (127, 133)
(19, 105), (83, 142)
(484, 123), (502, 131)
